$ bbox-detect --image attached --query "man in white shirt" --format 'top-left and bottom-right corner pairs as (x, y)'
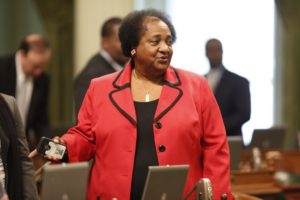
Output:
(0, 34), (51, 148)
(74, 17), (129, 116)
(205, 38), (251, 136)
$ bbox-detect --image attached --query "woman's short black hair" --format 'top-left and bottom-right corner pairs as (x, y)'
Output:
(119, 9), (177, 57)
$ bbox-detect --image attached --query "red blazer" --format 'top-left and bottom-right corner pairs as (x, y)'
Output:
(62, 64), (233, 200)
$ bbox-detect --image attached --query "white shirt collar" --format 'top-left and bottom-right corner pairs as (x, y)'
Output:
(208, 64), (224, 75)
(16, 51), (26, 83)
(207, 65), (225, 91)
(15, 51), (33, 124)
(100, 49), (123, 71)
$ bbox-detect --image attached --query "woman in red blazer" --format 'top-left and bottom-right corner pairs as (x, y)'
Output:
(36, 9), (233, 200)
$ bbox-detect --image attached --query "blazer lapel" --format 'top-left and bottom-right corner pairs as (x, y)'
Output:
(109, 65), (183, 125)
(154, 67), (183, 122)
(109, 66), (137, 126)
(26, 80), (38, 127)
(214, 69), (227, 99)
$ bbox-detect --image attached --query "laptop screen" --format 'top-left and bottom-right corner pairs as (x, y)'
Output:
(41, 162), (89, 200)
(227, 136), (244, 170)
(141, 165), (189, 200)
(248, 127), (286, 149)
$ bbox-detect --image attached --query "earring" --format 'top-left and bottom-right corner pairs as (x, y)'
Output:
(131, 49), (136, 56)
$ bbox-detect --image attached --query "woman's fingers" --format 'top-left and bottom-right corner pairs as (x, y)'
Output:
(28, 149), (38, 158)
(53, 136), (65, 145)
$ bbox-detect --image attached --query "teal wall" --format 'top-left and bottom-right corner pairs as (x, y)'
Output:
(0, 0), (74, 132)
(0, 0), (46, 55)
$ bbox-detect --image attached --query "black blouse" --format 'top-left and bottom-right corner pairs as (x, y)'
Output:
(130, 99), (159, 200)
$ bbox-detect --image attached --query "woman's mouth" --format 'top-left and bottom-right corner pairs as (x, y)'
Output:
(157, 56), (169, 63)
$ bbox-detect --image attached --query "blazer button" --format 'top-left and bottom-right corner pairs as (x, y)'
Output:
(221, 193), (228, 200)
(155, 122), (162, 129)
(158, 145), (166, 152)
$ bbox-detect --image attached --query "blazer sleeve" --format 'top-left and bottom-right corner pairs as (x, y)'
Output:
(7, 96), (39, 200)
(199, 79), (233, 200)
(74, 71), (91, 117)
(62, 80), (96, 162)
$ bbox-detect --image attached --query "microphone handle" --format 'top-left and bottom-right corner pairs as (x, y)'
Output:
(183, 184), (197, 200)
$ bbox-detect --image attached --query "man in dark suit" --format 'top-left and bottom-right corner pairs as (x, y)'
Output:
(0, 34), (51, 147)
(74, 17), (129, 115)
(205, 38), (251, 136)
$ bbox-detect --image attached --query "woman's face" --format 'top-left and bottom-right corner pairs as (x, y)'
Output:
(134, 18), (173, 75)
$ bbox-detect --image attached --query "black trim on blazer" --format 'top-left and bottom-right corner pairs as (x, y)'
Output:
(109, 69), (136, 125)
(154, 82), (183, 123)
(112, 69), (127, 89)
(153, 67), (183, 122)
(164, 67), (181, 86)
(109, 67), (183, 126)
(109, 84), (136, 126)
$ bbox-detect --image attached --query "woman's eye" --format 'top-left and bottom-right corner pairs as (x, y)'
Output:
(150, 40), (159, 45)
(166, 40), (173, 46)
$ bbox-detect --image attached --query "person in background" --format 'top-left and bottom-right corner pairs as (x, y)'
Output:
(0, 93), (38, 200)
(0, 34), (51, 148)
(205, 38), (251, 136)
(31, 9), (233, 200)
(74, 17), (129, 115)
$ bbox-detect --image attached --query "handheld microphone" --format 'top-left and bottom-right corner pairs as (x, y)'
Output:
(195, 178), (213, 200)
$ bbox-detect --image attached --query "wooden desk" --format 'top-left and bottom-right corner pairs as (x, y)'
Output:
(231, 170), (282, 200)
(281, 184), (300, 200)
(233, 192), (263, 200)
(231, 150), (300, 200)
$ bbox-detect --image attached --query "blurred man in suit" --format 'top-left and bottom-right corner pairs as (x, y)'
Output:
(74, 17), (129, 115)
(205, 38), (251, 136)
(0, 33), (51, 148)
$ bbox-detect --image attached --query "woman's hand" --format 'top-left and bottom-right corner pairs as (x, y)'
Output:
(28, 136), (66, 162)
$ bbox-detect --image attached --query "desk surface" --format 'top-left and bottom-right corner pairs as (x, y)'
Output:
(233, 192), (263, 200)
(231, 170), (282, 200)
(231, 150), (300, 200)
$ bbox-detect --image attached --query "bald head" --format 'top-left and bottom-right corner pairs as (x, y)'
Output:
(19, 34), (50, 54)
(19, 34), (51, 78)
(205, 38), (223, 69)
(26, 33), (45, 42)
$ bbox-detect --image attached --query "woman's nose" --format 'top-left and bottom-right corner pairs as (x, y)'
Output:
(158, 42), (171, 53)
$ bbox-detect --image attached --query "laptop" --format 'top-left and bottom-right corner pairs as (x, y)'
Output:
(141, 165), (189, 200)
(41, 162), (90, 200)
(247, 127), (286, 149)
(227, 136), (244, 170)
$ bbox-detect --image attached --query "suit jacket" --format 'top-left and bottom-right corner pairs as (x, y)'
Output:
(0, 93), (39, 200)
(0, 54), (50, 140)
(74, 53), (116, 115)
(214, 68), (251, 136)
(62, 64), (233, 200)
